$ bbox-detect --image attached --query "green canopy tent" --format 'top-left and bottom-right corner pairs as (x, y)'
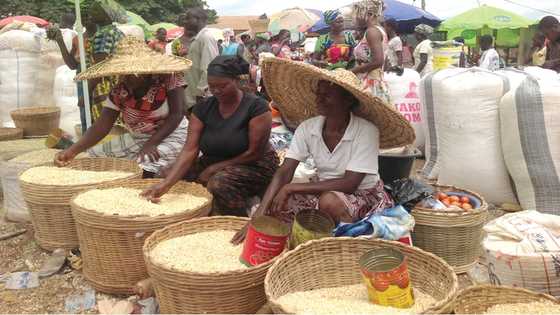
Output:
(439, 5), (535, 48)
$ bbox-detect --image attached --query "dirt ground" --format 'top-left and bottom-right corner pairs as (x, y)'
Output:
(0, 158), (503, 314)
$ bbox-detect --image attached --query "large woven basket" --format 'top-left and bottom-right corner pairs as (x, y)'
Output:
(453, 285), (560, 314)
(249, 19), (270, 33)
(143, 216), (275, 314)
(411, 184), (488, 274)
(71, 179), (212, 294)
(10, 106), (61, 137)
(265, 237), (458, 314)
(20, 158), (141, 251)
(0, 127), (23, 142)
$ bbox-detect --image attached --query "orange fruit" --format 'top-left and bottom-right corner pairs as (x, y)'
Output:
(437, 192), (448, 201)
(462, 203), (473, 210)
(460, 196), (470, 204)
(451, 201), (462, 207)
(442, 198), (451, 207)
(449, 196), (460, 203)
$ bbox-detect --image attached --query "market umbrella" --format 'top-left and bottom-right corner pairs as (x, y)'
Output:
(0, 16), (49, 28)
(310, 0), (441, 34)
(439, 5), (534, 31)
(269, 7), (322, 36)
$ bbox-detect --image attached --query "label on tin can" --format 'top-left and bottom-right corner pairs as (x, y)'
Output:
(360, 249), (415, 309)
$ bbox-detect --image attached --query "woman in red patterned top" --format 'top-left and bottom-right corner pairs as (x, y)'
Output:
(55, 37), (191, 178)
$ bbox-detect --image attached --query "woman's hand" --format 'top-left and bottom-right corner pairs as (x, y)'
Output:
(198, 163), (224, 185)
(54, 149), (77, 167)
(230, 223), (249, 245)
(138, 143), (160, 163)
(140, 181), (172, 203)
(271, 184), (293, 214)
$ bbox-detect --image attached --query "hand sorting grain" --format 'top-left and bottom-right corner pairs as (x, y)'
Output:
(275, 284), (436, 315)
(20, 166), (133, 185)
(74, 187), (208, 216)
(149, 230), (248, 273)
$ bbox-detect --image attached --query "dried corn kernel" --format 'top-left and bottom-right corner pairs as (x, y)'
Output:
(485, 301), (560, 314)
(20, 166), (133, 185)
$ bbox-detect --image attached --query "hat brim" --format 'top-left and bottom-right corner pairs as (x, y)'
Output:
(262, 58), (415, 149)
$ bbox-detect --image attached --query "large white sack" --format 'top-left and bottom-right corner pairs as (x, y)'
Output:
(117, 24), (145, 41)
(53, 65), (80, 138)
(0, 30), (42, 125)
(500, 77), (560, 214)
(35, 37), (65, 107)
(385, 69), (424, 152)
(523, 66), (559, 82)
(421, 68), (517, 205)
(0, 161), (32, 222)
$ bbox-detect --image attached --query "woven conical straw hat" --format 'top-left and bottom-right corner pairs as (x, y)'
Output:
(261, 58), (415, 149)
(75, 36), (192, 81)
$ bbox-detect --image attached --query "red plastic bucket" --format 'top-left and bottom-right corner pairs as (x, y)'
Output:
(240, 216), (290, 267)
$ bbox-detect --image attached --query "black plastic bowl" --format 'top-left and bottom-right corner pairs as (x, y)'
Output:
(378, 148), (422, 184)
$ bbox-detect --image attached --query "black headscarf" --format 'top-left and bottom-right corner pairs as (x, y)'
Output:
(207, 55), (250, 78)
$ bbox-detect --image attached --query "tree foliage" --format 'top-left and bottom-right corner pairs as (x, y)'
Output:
(0, 0), (218, 25)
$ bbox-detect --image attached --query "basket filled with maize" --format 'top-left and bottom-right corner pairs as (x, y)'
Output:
(453, 285), (560, 314)
(265, 237), (458, 314)
(71, 179), (212, 294)
(19, 158), (141, 251)
(0, 127), (23, 142)
(411, 184), (488, 273)
(10, 106), (61, 137)
(143, 216), (274, 314)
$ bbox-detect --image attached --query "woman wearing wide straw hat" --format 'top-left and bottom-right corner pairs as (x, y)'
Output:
(54, 36), (192, 178)
(351, 0), (391, 104)
(141, 55), (278, 217)
(231, 58), (415, 243)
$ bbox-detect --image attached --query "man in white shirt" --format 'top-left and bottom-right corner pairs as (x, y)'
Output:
(384, 19), (403, 69)
(479, 35), (500, 71)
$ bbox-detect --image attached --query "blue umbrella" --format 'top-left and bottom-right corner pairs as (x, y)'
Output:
(310, 0), (441, 34)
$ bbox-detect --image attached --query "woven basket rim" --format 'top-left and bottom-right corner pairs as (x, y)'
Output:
(264, 237), (459, 314)
(18, 157), (142, 188)
(71, 179), (212, 222)
(453, 284), (560, 313)
(143, 216), (278, 277)
(412, 184), (489, 216)
(11, 106), (61, 116)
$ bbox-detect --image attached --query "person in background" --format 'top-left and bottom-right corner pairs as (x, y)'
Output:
(384, 19), (403, 70)
(478, 35), (500, 71)
(538, 16), (560, 72)
(182, 7), (220, 111)
(271, 29), (292, 59)
(240, 34), (253, 63)
(148, 28), (167, 53)
(254, 32), (272, 57)
(526, 32), (547, 66)
(231, 58), (415, 244)
(221, 28), (245, 57)
(171, 14), (194, 58)
(313, 9), (356, 70)
(351, 0), (391, 104)
(413, 24), (434, 77)
(217, 39), (224, 54)
(453, 37), (467, 68)
(141, 55), (278, 217)
(55, 37), (191, 179)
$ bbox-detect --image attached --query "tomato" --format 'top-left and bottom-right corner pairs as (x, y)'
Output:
(449, 196), (460, 203)
(462, 203), (473, 210)
(460, 196), (470, 204)
(437, 192), (448, 201)
(442, 198), (451, 207)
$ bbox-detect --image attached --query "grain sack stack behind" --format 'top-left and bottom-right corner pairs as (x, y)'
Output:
(19, 158), (141, 250)
(143, 216), (274, 314)
(71, 179), (212, 294)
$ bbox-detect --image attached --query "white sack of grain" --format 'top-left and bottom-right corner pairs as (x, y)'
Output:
(35, 36), (65, 107)
(54, 65), (80, 138)
(483, 210), (560, 297)
(0, 30), (41, 125)
(524, 66), (559, 82)
(500, 76), (560, 214)
(386, 69), (424, 152)
(421, 67), (517, 205)
(117, 24), (145, 41)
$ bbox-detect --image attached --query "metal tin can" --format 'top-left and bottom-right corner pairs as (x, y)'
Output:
(240, 216), (289, 267)
(289, 209), (335, 249)
(359, 248), (415, 309)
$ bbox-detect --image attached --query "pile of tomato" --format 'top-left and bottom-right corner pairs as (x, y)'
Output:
(436, 192), (474, 211)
